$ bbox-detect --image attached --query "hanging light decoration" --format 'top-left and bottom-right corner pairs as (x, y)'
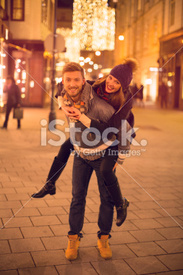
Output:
(57, 28), (80, 63)
(73, 0), (115, 51)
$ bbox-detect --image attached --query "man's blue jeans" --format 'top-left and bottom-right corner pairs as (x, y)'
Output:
(69, 154), (114, 236)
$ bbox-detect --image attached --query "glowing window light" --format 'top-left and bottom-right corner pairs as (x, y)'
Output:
(118, 35), (124, 41)
(17, 59), (21, 63)
(145, 79), (152, 85)
(80, 61), (84, 66)
(89, 61), (94, 65)
(149, 67), (158, 72)
(94, 64), (99, 70)
(55, 77), (62, 84)
(22, 70), (26, 80)
(5, 29), (8, 40)
(79, 57), (84, 61)
(30, 80), (34, 88)
(17, 69), (21, 73)
(87, 68), (92, 73)
(95, 51), (101, 56)
(85, 57), (91, 63)
(0, 52), (6, 57)
(17, 79), (21, 84)
(99, 73), (104, 78)
(168, 72), (174, 77)
(21, 94), (26, 98)
(167, 80), (172, 87)
(21, 87), (26, 93)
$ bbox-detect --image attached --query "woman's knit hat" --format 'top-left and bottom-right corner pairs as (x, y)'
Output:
(110, 58), (138, 90)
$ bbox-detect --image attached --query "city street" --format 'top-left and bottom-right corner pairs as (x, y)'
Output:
(0, 105), (183, 275)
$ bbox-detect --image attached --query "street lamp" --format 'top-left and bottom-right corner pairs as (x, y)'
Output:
(49, 0), (57, 126)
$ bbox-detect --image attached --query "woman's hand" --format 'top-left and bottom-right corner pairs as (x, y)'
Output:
(62, 106), (81, 120)
(67, 107), (81, 120)
(62, 106), (74, 116)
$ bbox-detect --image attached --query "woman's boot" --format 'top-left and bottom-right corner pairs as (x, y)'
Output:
(106, 181), (129, 226)
(32, 157), (66, 198)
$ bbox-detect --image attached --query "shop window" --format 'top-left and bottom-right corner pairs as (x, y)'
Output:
(11, 0), (24, 21)
(0, 0), (8, 20)
(170, 0), (175, 26)
(0, 0), (6, 9)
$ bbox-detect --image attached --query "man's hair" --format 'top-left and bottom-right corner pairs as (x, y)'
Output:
(62, 62), (85, 79)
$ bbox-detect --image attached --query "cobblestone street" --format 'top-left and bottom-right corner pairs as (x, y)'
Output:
(0, 106), (183, 275)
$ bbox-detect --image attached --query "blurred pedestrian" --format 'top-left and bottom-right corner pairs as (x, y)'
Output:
(1, 76), (21, 129)
(138, 84), (144, 107)
(159, 82), (168, 108)
(130, 83), (138, 106)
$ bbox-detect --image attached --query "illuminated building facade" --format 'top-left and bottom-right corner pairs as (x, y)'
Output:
(114, 0), (183, 109)
(0, 0), (54, 107)
(159, 0), (183, 109)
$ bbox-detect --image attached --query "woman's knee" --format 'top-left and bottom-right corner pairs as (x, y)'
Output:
(100, 164), (112, 181)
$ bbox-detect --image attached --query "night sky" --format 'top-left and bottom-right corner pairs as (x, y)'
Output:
(57, 0), (112, 9)
(58, 0), (73, 8)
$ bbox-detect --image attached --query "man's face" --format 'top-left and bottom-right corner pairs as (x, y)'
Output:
(63, 71), (85, 100)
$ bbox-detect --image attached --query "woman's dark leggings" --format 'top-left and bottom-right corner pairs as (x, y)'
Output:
(100, 145), (119, 187)
(57, 138), (74, 163)
(46, 138), (73, 183)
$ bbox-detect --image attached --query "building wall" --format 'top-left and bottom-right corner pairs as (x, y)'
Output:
(5, 0), (53, 40)
(114, 0), (164, 102)
(163, 0), (183, 34)
(159, 0), (183, 109)
(2, 0), (55, 107)
(114, 0), (183, 107)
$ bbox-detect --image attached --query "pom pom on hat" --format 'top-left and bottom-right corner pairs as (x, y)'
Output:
(110, 58), (138, 89)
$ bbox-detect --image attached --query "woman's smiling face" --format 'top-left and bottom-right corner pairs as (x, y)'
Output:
(105, 74), (121, 93)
